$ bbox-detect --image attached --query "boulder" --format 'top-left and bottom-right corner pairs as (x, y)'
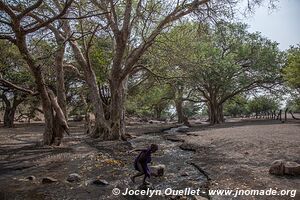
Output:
(150, 164), (165, 177)
(177, 126), (189, 133)
(284, 161), (300, 175)
(67, 173), (81, 182)
(92, 178), (109, 186)
(26, 175), (36, 181)
(269, 160), (300, 176)
(42, 177), (58, 184)
(269, 160), (286, 175)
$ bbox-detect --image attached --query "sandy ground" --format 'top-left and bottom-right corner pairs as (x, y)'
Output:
(177, 119), (300, 200)
(0, 122), (180, 200)
(0, 119), (299, 200)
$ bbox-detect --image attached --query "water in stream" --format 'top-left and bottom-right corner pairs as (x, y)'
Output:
(129, 127), (207, 198)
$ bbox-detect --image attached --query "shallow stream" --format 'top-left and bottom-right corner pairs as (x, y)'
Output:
(129, 126), (207, 198)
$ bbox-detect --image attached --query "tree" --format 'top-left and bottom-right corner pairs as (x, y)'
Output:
(224, 95), (249, 117)
(127, 72), (172, 119)
(282, 45), (300, 91)
(0, 0), (277, 140)
(0, 0), (73, 144)
(146, 24), (205, 123)
(247, 96), (279, 118)
(66, 0), (226, 139)
(286, 98), (300, 113)
(57, 0), (277, 138)
(156, 22), (283, 124)
(0, 41), (36, 127)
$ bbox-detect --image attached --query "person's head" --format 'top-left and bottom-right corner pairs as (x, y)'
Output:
(150, 144), (158, 153)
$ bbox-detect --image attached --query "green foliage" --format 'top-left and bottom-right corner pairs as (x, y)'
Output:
(0, 41), (33, 86)
(0, 40), (39, 119)
(151, 21), (283, 108)
(126, 80), (172, 118)
(286, 98), (300, 112)
(192, 22), (283, 100)
(89, 37), (113, 84)
(282, 45), (300, 89)
(183, 101), (201, 117)
(224, 95), (249, 117)
(247, 96), (279, 114)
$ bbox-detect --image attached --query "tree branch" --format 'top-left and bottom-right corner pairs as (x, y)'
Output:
(0, 78), (38, 95)
(24, 0), (74, 34)
(0, 1), (17, 19)
(121, 0), (210, 80)
(0, 34), (16, 43)
(17, 0), (43, 19)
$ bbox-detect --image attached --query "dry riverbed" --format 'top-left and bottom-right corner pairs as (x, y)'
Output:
(0, 119), (299, 200)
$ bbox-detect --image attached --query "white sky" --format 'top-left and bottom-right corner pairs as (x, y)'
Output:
(242, 0), (300, 50)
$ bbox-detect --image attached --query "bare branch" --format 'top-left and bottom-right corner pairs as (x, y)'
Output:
(0, 1), (17, 19)
(17, 0), (43, 19)
(25, 0), (74, 34)
(0, 34), (16, 43)
(121, 0), (210, 80)
(122, 0), (132, 40)
(0, 78), (37, 95)
(0, 18), (11, 26)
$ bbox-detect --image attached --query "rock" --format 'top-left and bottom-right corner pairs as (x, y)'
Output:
(26, 175), (36, 181)
(92, 179), (109, 186)
(177, 126), (189, 132)
(284, 161), (300, 175)
(180, 172), (189, 177)
(67, 173), (81, 182)
(193, 195), (208, 200)
(137, 183), (154, 190)
(269, 160), (300, 176)
(139, 118), (148, 122)
(269, 160), (286, 175)
(150, 164), (165, 177)
(179, 143), (196, 152)
(42, 177), (58, 184)
(165, 135), (184, 142)
(122, 133), (134, 140)
(73, 115), (83, 122)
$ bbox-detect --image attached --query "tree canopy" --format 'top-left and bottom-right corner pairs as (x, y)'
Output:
(0, 0), (294, 145)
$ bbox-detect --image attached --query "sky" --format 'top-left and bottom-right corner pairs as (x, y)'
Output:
(241, 0), (300, 50)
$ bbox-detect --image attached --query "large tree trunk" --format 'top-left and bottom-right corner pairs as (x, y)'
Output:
(68, 41), (110, 139)
(1, 93), (26, 128)
(175, 99), (184, 123)
(284, 108), (288, 121)
(4, 107), (16, 128)
(208, 101), (224, 124)
(154, 107), (162, 120)
(108, 78), (127, 140)
(17, 38), (68, 145)
(71, 36), (128, 140)
(32, 68), (55, 145)
(55, 41), (67, 118)
(54, 38), (68, 145)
